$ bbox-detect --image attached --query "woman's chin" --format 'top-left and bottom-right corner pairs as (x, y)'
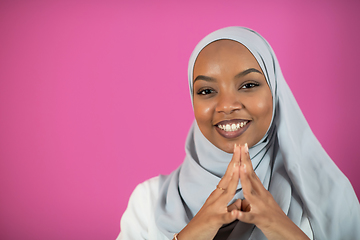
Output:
(213, 141), (239, 154)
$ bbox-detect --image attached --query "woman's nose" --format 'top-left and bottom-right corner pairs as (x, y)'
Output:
(215, 91), (242, 114)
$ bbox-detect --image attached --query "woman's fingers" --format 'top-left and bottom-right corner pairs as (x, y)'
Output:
(228, 199), (253, 224)
(241, 198), (251, 212)
(207, 144), (241, 204)
(228, 198), (251, 213)
(186, 144), (243, 234)
(239, 144), (255, 201)
(240, 143), (265, 198)
(220, 157), (240, 203)
(216, 144), (241, 190)
(227, 199), (242, 212)
(222, 209), (240, 224)
(237, 210), (255, 224)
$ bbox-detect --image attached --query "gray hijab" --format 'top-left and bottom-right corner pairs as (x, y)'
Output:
(155, 27), (360, 239)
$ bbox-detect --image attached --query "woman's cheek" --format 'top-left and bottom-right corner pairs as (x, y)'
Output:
(194, 101), (213, 120)
(255, 98), (266, 109)
(254, 99), (273, 130)
(196, 111), (210, 127)
(201, 105), (213, 117)
(255, 97), (272, 115)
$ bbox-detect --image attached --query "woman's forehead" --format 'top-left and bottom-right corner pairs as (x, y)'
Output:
(194, 39), (263, 75)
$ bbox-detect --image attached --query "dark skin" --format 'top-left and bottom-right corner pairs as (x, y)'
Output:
(193, 39), (273, 153)
(174, 40), (310, 240)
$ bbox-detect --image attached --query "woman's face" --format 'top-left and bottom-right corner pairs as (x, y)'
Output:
(193, 40), (273, 153)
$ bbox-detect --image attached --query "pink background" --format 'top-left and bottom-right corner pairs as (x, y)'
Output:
(1, 0), (359, 239)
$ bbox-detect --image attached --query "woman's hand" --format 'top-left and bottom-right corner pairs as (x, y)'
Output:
(236, 143), (310, 240)
(175, 144), (310, 240)
(175, 144), (242, 240)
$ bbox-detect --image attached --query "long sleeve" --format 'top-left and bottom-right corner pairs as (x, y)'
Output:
(116, 176), (166, 240)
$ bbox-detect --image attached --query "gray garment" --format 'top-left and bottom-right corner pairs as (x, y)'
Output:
(155, 27), (360, 239)
(117, 176), (312, 239)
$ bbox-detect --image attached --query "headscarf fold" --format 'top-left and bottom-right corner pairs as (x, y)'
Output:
(155, 26), (360, 239)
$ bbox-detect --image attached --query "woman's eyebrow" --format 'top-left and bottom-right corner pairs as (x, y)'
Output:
(235, 68), (263, 78)
(194, 68), (262, 83)
(193, 75), (216, 83)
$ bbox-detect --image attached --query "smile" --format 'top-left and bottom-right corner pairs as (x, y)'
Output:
(215, 120), (250, 139)
(217, 121), (248, 132)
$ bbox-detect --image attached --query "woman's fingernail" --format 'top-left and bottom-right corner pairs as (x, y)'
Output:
(244, 143), (249, 153)
(243, 164), (247, 173)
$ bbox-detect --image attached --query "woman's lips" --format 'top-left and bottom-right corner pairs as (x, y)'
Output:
(214, 119), (251, 139)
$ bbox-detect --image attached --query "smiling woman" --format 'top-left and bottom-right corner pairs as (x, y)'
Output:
(117, 27), (360, 240)
(193, 40), (273, 153)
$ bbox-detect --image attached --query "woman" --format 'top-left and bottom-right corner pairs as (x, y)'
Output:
(117, 27), (360, 240)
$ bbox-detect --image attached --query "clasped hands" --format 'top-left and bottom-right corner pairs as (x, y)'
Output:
(176, 144), (309, 240)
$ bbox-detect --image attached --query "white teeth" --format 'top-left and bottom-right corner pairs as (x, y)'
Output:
(218, 121), (248, 132)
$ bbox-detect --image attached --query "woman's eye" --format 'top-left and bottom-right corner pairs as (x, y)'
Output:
(241, 82), (259, 89)
(197, 89), (215, 95)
